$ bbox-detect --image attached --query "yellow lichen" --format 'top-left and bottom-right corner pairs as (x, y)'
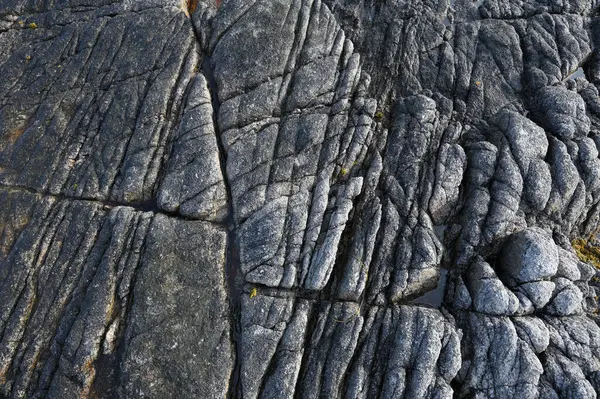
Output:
(475, 81), (482, 87)
(572, 230), (600, 270)
(28, 22), (37, 29)
(249, 287), (257, 299)
(18, 20), (24, 26)
(340, 167), (349, 176)
(25, 55), (31, 61)
(374, 111), (384, 120)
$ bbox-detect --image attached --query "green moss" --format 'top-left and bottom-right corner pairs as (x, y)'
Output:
(374, 111), (384, 121)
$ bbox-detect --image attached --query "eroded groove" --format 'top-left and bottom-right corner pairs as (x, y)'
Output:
(0, 183), (226, 225)
(196, 22), (244, 396)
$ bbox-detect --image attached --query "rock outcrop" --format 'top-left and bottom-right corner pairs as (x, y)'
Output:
(0, 0), (600, 397)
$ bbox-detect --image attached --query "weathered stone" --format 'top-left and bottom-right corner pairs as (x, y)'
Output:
(120, 215), (232, 398)
(1, 0), (600, 397)
(499, 228), (559, 285)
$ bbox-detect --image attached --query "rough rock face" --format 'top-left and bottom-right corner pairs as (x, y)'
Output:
(1, 0), (600, 397)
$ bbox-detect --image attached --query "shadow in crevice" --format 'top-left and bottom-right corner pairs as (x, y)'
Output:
(411, 268), (449, 308)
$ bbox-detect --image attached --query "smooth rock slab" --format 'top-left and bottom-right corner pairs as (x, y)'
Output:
(120, 214), (232, 398)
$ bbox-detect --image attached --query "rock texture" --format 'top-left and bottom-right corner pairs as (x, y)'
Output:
(0, 0), (599, 397)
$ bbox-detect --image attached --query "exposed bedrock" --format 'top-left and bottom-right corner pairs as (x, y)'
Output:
(0, 0), (600, 397)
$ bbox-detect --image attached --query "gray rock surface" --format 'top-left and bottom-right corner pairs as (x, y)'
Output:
(0, 0), (600, 397)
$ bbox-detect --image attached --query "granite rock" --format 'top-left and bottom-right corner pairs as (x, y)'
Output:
(1, 0), (600, 397)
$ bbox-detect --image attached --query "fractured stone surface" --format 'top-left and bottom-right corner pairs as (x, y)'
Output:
(1, 0), (600, 397)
